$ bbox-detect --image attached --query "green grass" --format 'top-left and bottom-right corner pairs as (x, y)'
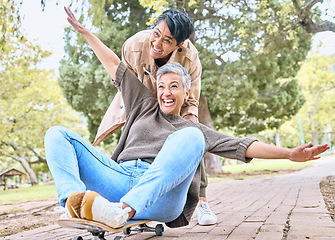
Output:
(209, 159), (316, 182)
(0, 183), (57, 205)
(222, 159), (315, 173)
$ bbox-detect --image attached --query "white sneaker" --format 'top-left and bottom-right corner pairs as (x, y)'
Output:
(66, 190), (131, 228)
(196, 200), (217, 225)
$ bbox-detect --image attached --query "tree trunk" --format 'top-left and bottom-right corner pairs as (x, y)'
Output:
(275, 130), (281, 147)
(309, 109), (319, 147)
(309, 91), (322, 147)
(311, 131), (319, 147)
(198, 94), (223, 176)
(4, 142), (39, 185)
(19, 154), (38, 185)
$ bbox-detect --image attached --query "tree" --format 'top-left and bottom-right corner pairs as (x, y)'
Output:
(57, 0), (334, 175)
(291, 0), (335, 33)
(59, 18), (129, 142)
(135, 1), (333, 132)
(295, 53), (335, 146)
(58, 0), (314, 133)
(261, 53), (335, 148)
(138, 0), (334, 173)
(0, 0), (88, 185)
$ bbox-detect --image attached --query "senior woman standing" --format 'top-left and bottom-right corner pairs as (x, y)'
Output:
(44, 7), (329, 230)
(93, 9), (216, 225)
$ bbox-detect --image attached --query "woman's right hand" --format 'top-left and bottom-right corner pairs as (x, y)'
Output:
(63, 6), (120, 79)
(64, 7), (87, 35)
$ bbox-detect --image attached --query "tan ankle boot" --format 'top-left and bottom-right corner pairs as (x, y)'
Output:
(66, 192), (86, 218)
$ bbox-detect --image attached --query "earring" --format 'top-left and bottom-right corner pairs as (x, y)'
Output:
(178, 47), (182, 52)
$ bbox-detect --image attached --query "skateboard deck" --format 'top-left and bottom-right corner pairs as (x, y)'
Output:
(58, 218), (164, 240)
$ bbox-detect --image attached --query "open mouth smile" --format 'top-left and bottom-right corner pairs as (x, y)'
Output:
(162, 99), (175, 107)
(152, 45), (163, 54)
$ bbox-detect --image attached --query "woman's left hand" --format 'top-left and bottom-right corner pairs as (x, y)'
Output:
(289, 142), (329, 162)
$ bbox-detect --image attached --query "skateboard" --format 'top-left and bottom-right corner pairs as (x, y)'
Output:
(57, 218), (164, 240)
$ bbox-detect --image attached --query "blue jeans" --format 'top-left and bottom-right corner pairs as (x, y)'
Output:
(44, 126), (205, 222)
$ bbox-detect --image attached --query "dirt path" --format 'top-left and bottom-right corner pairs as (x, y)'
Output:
(0, 199), (62, 237)
(320, 175), (335, 221)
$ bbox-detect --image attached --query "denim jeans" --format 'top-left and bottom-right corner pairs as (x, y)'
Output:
(44, 126), (205, 222)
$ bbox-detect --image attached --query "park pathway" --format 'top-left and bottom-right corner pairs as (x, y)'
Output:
(3, 156), (335, 240)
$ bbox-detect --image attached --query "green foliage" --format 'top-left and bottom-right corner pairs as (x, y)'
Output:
(0, 0), (88, 175)
(0, 0), (21, 48)
(298, 53), (335, 128)
(188, 0), (312, 134)
(59, 0), (316, 141)
(0, 63), (87, 168)
(280, 53), (335, 146)
(258, 53), (335, 147)
(141, 0), (312, 134)
(59, 0), (154, 141)
(86, 0), (152, 35)
(59, 17), (129, 141)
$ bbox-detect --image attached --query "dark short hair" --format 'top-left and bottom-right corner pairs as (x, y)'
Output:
(153, 10), (194, 45)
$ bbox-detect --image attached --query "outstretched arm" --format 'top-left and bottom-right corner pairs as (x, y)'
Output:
(64, 7), (120, 79)
(245, 141), (329, 162)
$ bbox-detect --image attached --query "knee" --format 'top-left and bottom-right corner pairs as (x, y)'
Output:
(177, 127), (205, 151)
(44, 126), (68, 143)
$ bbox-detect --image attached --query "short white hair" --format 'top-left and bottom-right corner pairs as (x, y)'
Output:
(156, 62), (191, 92)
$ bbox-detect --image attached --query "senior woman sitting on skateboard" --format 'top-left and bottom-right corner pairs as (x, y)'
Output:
(44, 7), (329, 229)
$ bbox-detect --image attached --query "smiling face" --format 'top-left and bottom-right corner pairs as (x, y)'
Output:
(149, 21), (181, 61)
(157, 73), (190, 116)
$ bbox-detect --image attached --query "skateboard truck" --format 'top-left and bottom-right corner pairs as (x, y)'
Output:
(122, 223), (164, 236)
(58, 218), (164, 240)
(73, 223), (164, 240)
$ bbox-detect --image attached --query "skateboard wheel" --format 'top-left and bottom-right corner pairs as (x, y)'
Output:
(155, 224), (164, 236)
(93, 236), (105, 240)
(114, 237), (125, 240)
(72, 236), (83, 240)
(122, 227), (131, 235)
